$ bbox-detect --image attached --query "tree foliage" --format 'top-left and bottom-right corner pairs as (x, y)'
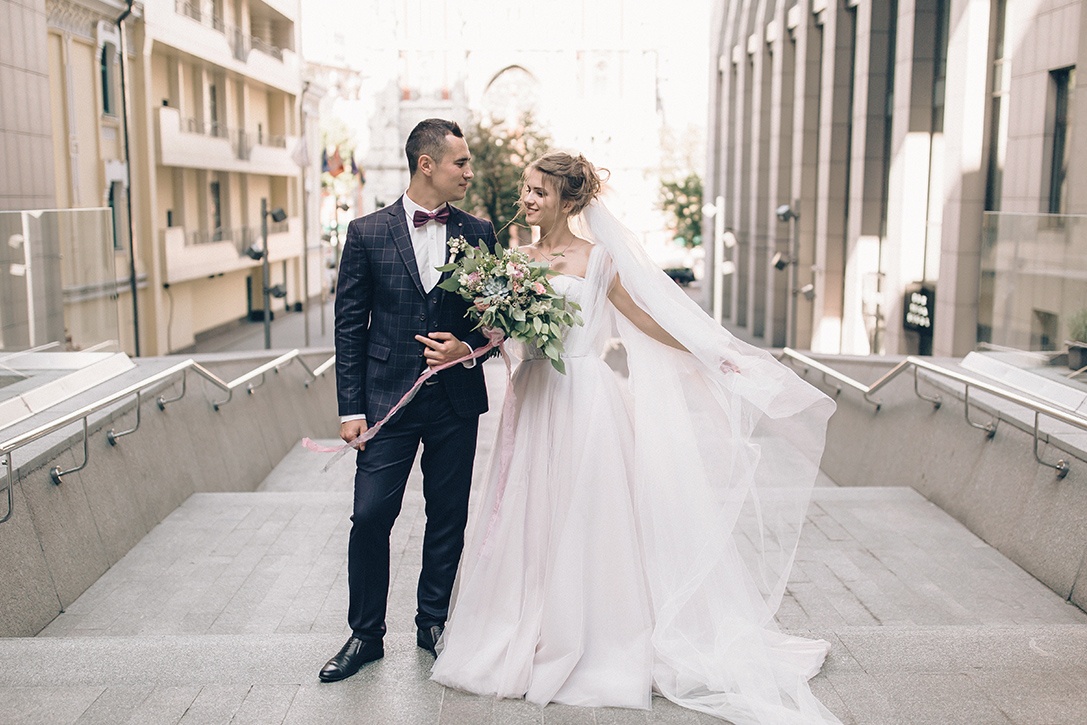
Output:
(659, 173), (704, 248)
(463, 113), (551, 247)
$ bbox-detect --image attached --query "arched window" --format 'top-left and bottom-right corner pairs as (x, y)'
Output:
(100, 43), (117, 116)
(481, 66), (540, 124)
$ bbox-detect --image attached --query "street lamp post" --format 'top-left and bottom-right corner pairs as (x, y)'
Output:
(260, 197), (287, 350)
(299, 88), (311, 348)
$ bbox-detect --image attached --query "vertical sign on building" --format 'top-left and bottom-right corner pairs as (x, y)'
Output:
(903, 282), (935, 355)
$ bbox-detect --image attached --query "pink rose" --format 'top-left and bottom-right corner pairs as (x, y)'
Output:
(534, 282), (546, 294)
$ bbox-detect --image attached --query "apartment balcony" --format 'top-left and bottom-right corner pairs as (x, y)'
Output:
(254, 0), (299, 22)
(145, 1), (300, 95)
(157, 107), (301, 177)
(162, 217), (301, 285)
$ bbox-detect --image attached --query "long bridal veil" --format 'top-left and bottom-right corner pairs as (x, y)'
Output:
(574, 200), (841, 724)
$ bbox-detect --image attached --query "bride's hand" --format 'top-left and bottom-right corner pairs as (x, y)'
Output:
(720, 359), (741, 375)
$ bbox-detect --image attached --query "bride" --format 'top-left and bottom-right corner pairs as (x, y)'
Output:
(430, 152), (841, 724)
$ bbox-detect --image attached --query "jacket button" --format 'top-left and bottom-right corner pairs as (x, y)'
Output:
(419, 314), (425, 321)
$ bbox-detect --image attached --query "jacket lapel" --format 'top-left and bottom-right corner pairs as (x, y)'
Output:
(387, 197), (425, 297)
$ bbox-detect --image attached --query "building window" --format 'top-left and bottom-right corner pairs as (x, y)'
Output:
(108, 182), (126, 251)
(210, 180), (222, 241)
(1046, 67), (1075, 215)
(985, 0), (1009, 212)
(1031, 309), (1057, 351)
(209, 84), (221, 137)
(100, 44), (117, 116)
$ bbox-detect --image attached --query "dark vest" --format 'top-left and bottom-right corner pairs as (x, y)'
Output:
(425, 283), (445, 329)
(421, 283), (448, 380)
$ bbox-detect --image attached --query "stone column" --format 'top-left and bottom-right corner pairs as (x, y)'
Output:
(811, 0), (854, 353)
(765, 0), (795, 349)
(933, 0), (991, 356)
(842, 0), (896, 355)
(790, 0), (824, 350)
(728, 1), (756, 327)
(746, 0), (774, 340)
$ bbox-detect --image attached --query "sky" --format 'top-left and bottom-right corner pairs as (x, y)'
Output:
(300, 0), (713, 243)
(300, 0), (712, 132)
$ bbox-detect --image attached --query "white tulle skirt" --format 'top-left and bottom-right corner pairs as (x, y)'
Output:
(432, 354), (655, 709)
(432, 202), (841, 723)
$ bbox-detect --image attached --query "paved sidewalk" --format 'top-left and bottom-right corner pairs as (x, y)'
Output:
(192, 299), (336, 354)
(2, 366), (1087, 723)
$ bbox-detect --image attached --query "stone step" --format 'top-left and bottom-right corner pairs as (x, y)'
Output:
(3, 626), (1087, 724)
(0, 632), (407, 687)
(4, 625), (1087, 687)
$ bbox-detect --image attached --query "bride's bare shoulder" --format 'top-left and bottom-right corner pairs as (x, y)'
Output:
(561, 239), (594, 276)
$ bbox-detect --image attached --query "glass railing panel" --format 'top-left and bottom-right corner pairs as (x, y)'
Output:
(0, 209), (121, 353)
(979, 211), (1087, 351)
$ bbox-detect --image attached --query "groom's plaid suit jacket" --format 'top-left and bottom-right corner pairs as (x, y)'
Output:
(334, 197), (497, 424)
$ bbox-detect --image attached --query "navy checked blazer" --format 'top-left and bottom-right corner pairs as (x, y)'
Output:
(334, 197), (498, 424)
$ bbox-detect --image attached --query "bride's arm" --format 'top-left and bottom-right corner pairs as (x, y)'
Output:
(607, 275), (688, 352)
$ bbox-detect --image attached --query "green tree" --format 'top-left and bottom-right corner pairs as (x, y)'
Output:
(463, 113), (551, 247)
(659, 173), (703, 248)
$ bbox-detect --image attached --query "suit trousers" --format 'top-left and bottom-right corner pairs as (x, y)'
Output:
(347, 382), (480, 642)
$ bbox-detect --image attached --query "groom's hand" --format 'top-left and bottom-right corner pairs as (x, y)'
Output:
(340, 419), (368, 450)
(416, 332), (471, 367)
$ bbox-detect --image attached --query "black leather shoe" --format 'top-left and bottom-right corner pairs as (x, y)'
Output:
(416, 625), (444, 656)
(318, 637), (383, 682)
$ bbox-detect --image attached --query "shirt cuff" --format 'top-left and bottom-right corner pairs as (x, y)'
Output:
(340, 414), (367, 423)
(461, 342), (476, 369)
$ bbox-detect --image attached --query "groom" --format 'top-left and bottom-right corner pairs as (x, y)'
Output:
(321, 118), (498, 682)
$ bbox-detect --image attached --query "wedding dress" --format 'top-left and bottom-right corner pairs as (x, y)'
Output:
(430, 201), (841, 724)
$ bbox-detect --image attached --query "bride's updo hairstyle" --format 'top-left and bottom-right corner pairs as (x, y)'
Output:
(524, 152), (606, 216)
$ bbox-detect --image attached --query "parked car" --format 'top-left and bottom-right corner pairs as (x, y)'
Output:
(664, 266), (696, 286)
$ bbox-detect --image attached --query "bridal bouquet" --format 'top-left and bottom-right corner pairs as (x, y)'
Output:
(437, 236), (582, 373)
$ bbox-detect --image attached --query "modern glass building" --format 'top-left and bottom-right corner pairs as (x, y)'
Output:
(705, 0), (1087, 357)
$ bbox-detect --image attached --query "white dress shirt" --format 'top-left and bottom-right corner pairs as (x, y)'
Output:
(402, 192), (448, 293)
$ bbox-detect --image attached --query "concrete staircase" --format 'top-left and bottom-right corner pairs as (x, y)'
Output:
(2, 434), (1087, 723)
(3, 364), (1087, 723)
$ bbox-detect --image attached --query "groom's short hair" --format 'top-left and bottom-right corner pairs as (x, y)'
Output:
(406, 119), (464, 177)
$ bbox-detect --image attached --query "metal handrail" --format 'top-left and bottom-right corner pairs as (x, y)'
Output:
(0, 350), (335, 524)
(780, 348), (1085, 479)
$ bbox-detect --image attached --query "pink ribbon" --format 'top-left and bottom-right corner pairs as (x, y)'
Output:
(302, 328), (509, 474)
(479, 341), (516, 558)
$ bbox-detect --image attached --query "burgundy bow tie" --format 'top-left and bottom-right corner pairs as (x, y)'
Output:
(412, 206), (451, 228)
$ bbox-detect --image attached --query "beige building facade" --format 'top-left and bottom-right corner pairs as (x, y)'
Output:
(138, 0), (313, 354)
(707, 0), (1087, 357)
(2, 0), (320, 355)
